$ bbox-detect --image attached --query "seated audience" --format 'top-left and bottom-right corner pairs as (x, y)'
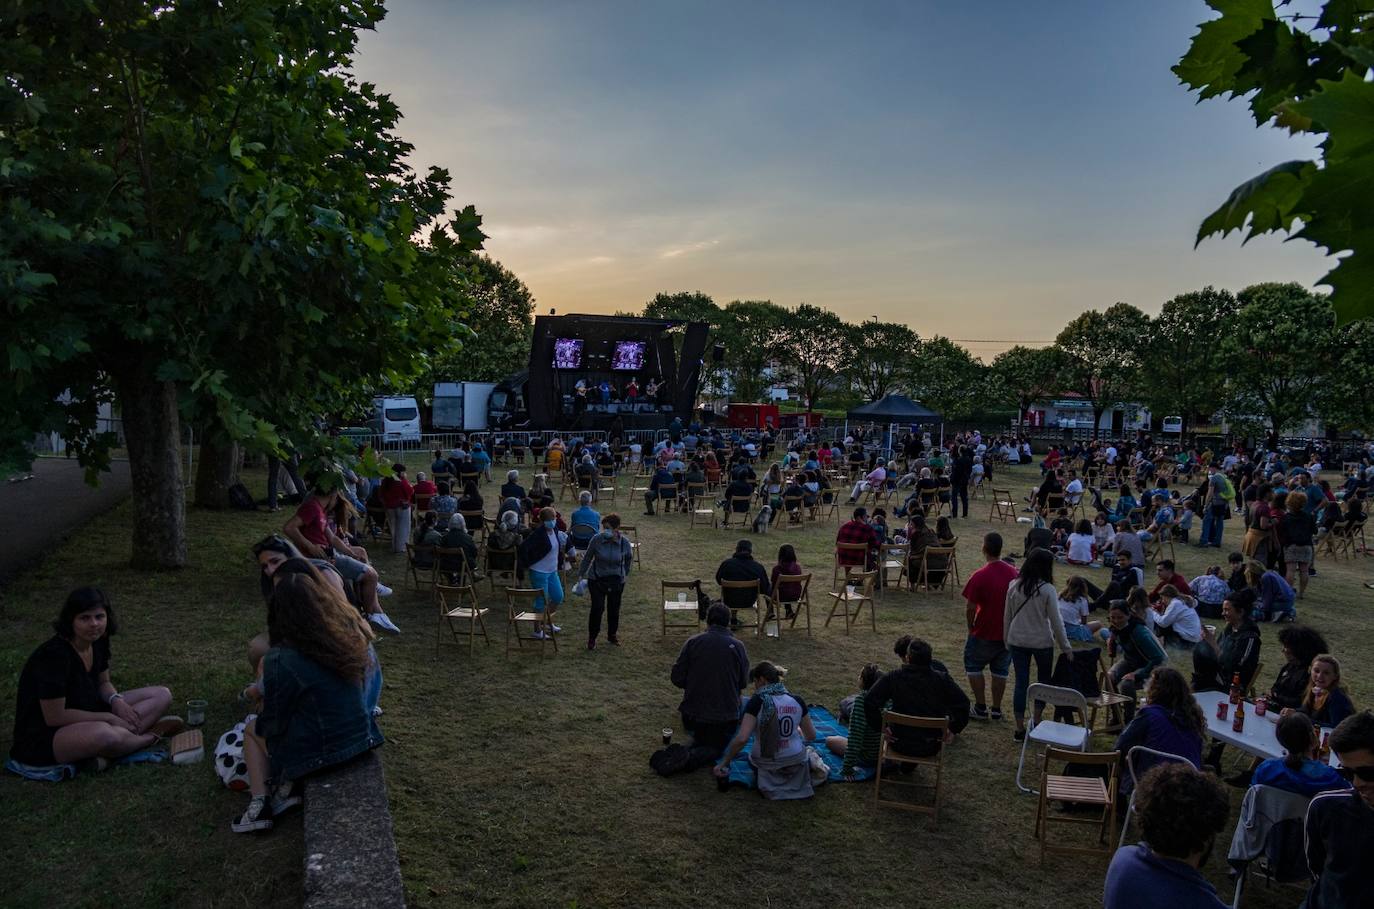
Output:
(231, 571), (383, 833)
(1248, 564), (1297, 623)
(1064, 519), (1096, 564)
(1285, 654), (1354, 728)
(1188, 565), (1230, 619)
(283, 484), (398, 634)
(1253, 712), (1350, 797)
(769, 544), (805, 621)
(1058, 575), (1105, 643)
(1191, 589), (1261, 692)
(1114, 667), (1205, 800)
(827, 663), (883, 779)
(1103, 764), (1232, 909)
(9, 588), (178, 773)
(1303, 711), (1374, 908)
(713, 662), (818, 800)
(837, 507), (880, 572)
(429, 481), (458, 526)
(1106, 598), (1167, 720)
(1267, 626), (1330, 712)
(716, 539), (771, 613)
(1146, 585), (1204, 647)
(500, 470), (526, 505)
(568, 491), (602, 550)
(863, 637), (970, 757)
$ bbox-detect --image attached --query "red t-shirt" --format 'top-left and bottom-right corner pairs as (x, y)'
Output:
(379, 476), (413, 509)
(1149, 573), (1192, 601)
(963, 559), (1018, 642)
(295, 498), (330, 548)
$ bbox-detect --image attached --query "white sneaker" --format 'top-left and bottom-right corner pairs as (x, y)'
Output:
(231, 796), (274, 833)
(377, 583), (394, 597)
(369, 612), (402, 635)
(550, 624), (562, 633)
(530, 629), (549, 640)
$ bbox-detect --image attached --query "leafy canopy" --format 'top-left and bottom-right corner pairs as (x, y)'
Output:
(1175, 0), (1374, 323)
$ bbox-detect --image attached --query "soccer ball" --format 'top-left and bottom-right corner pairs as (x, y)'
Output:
(213, 718), (253, 791)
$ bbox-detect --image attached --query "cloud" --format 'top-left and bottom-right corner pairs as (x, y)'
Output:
(660, 239), (721, 259)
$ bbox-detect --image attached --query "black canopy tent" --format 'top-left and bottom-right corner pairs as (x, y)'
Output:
(844, 394), (944, 454)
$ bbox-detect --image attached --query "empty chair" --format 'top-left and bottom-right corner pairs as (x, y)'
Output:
(1033, 747), (1120, 866)
(825, 569), (878, 635)
(1015, 683), (1090, 794)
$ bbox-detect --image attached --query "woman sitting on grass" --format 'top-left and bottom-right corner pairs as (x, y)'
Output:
(826, 663), (882, 780)
(1057, 576), (1106, 643)
(233, 571), (384, 833)
(9, 587), (179, 774)
(713, 662), (818, 800)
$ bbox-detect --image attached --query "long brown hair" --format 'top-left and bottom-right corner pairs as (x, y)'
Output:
(1302, 654), (1346, 712)
(269, 572), (372, 683)
(1146, 667), (1206, 738)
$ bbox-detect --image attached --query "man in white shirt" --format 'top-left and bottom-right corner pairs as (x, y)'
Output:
(1147, 593), (1204, 646)
(1105, 445), (1118, 465)
(848, 464), (887, 503)
(1064, 471), (1084, 506)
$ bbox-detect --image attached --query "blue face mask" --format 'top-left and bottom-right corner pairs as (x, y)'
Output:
(544, 520), (556, 530)
(601, 529), (614, 540)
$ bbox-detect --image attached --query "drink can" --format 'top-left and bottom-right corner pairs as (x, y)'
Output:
(1216, 701), (1228, 721)
(1255, 697), (1267, 717)
(661, 728), (673, 746)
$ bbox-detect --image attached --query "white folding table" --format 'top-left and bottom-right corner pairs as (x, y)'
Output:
(1194, 690), (1339, 766)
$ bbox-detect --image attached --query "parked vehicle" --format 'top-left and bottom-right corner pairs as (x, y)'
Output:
(432, 382), (496, 431)
(368, 396), (422, 443)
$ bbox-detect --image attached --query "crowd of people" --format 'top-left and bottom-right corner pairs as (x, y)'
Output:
(9, 424), (1373, 907)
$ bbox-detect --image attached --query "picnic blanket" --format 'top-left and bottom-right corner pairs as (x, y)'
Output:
(725, 705), (875, 788)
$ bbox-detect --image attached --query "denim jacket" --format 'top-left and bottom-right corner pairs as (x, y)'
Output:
(258, 645), (383, 784)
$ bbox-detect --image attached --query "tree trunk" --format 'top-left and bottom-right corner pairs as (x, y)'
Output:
(1092, 407), (1103, 440)
(113, 369), (187, 569)
(194, 430), (241, 509)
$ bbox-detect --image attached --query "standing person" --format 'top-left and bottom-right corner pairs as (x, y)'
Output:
(8, 588), (179, 773)
(517, 507), (568, 640)
(949, 445), (974, 518)
(1242, 484), (1275, 563)
(1199, 463), (1231, 548)
(1003, 549), (1073, 742)
(1303, 711), (1374, 908)
(378, 463), (413, 555)
(579, 514), (633, 650)
(1281, 490), (1316, 599)
(1103, 764), (1232, 909)
(962, 532), (1018, 721)
(670, 604), (750, 758)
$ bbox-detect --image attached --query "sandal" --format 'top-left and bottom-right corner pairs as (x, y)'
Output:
(149, 715), (186, 737)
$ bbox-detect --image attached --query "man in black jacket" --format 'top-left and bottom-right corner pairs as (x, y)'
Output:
(949, 446), (974, 518)
(1303, 711), (1374, 909)
(864, 638), (970, 758)
(715, 540), (771, 608)
(670, 604), (751, 755)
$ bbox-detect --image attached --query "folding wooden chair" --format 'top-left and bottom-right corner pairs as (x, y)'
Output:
(435, 574), (489, 657)
(413, 493), (433, 516)
(825, 568), (878, 634)
(505, 587), (557, 657)
(1034, 747), (1119, 867)
(687, 483), (716, 528)
(720, 496), (753, 530)
(365, 505), (391, 541)
(1318, 519), (1350, 560)
(484, 545), (518, 593)
(873, 711), (948, 826)
(458, 509), (487, 543)
(990, 488), (1016, 523)
(833, 541), (871, 590)
(1041, 493), (1065, 519)
(1144, 527), (1175, 564)
(718, 579), (763, 637)
(661, 580), (702, 635)
(619, 524), (642, 568)
(914, 545), (958, 596)
(405, 543), (436, 591)
(780, 494), (806, 530)
(814, 494), (841, 522)
(771, 572), (812, 636)
(568, 522), (600, 559)
(1085, 651), (1133, 734)
(596, 478), (618, 505)
(879, 543), (909, 593)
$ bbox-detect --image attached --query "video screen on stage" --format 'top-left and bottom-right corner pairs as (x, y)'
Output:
(553, 338), (584, 369)
(611, 340), (647, 371)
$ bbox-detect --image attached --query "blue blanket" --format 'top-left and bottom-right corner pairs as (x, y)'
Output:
(725, 705), (875, 788)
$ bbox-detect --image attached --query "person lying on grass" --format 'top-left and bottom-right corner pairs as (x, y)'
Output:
(232, 570), (383, 834)
(9, 587), (181, 773)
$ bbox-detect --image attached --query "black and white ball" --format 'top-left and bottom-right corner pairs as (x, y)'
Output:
(213, 720), (252, 791)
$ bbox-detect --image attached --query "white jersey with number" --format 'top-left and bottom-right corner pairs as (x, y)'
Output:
(761, 693), (806, 762)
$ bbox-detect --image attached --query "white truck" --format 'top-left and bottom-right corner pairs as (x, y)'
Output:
(432, 382), (496, 431)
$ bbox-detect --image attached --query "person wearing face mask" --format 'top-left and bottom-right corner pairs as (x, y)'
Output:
(1303, 711), (1374, 909)
(578, 514), (634, 649)
(1103, 763), (1232, 908)
(517, 507), (569, 640)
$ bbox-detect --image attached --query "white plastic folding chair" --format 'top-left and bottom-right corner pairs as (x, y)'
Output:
(1117, 745), (1194, 848)
(1015, 683), (1090, 794)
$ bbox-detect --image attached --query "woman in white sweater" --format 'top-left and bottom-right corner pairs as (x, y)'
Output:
(1004, 548), (1073, 742)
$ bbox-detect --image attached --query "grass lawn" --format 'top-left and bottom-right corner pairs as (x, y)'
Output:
(2, 461), (1370, 909)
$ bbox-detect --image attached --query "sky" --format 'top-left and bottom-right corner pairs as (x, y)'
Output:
(354, 1), (1331, 360)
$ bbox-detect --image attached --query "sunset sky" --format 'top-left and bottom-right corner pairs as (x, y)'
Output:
(355, 1), (1331, 359)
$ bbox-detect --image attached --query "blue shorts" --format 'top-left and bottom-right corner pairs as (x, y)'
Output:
(963, 635), (1010, 679)
(1065, 623), (1096, 642)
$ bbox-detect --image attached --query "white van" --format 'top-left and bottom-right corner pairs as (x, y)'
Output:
(1161, 415), (1184, 434)
(370, 396), (422, 443)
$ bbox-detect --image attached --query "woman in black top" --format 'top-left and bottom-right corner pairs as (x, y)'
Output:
(457, 480), (484, 529)
(1266, 625), (1330, 711)
(10, 588), (176, 767)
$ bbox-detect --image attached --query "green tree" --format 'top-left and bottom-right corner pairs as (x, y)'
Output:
(909, 336), (989, 422)
(719, 300), (786, 403)
(846, 319), (919, 402)
(773, 304), (849, 410)
(1055, 303), (1152, 439)
(1316, 318), (1374, 432)
(1141, 287), (1239, 432)
(1, 1), (482, 566)
(642, 291), (725, 398)
(989, 345), (1067, 425)
(1175, 0), (1374, 323)
(428, 255), (533, 384)
(1219, 282), (1335, 434)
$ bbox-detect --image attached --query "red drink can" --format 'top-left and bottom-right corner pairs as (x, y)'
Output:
(1255, 697), (1267, 717)
(1217, 701), (1228, 721)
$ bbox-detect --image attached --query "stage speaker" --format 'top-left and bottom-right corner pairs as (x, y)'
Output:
(712, 344), (725, 363)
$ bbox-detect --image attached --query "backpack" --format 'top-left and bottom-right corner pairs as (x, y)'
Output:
(1219, 475), (1236, 503)
(228, 482), (256, 510)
